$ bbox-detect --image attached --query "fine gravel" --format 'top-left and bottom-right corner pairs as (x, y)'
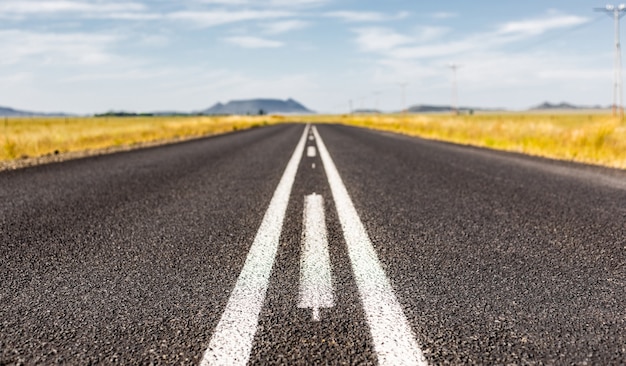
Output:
(1, 123), (625, 365)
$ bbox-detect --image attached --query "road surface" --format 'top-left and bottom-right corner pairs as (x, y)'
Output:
(1, 123), (625, 364)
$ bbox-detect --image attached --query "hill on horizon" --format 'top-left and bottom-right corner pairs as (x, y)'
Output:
(529, 101), (608, 110)
(0, 105), (69, 117)
(406, 104), (501, 113)
(3, 100), (612, 117)
(201, 98), (314, 115)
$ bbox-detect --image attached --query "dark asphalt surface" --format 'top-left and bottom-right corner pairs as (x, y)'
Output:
(1, 123), (625, 365)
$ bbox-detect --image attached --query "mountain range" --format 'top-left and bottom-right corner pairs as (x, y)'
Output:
(201, 98), (314, 115)
(528, 101), (608, 110)
(0, 98), (314, 117)
(405, 102), (611, 113)
(405, 104), (502, 113)
(0, 105), (69, 117)
(0, 100), (612, 117)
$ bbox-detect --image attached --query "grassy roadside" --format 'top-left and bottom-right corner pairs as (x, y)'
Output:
(299, 113), (626, 170)
(1, 113), (625, 170)
(0, 115), (287, 162)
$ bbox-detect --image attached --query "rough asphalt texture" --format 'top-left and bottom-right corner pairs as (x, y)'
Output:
(1, 123), (625, 364)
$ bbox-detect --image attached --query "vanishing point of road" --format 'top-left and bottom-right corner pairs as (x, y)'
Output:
(1, 124), (625, 364)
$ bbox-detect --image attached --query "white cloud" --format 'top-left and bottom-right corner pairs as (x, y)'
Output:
(535, 68), (611, 81)
(138, 34), (170, 47)
(344, 11), (605, 109)
(373, 58), (439, 82)
(202, 72), (317, 98)
(0, 0), (146, 14)
(325, 11), (408, 23)
(361, 47), (611, 110)
(430, 12), (457, 19)
(353, 28), (414, 52)
(169, 10), (293, 27)
(195, 0), (328, 6)
(387, 38), (482, 60)
(0, 0), (163, 21)
(63, 67), (177, 82)
(195, 0), (249, 4)
(0, 72), (34, 85)
(155, 69), (320, 110)
(94, 12), (161, 20)
(497, 15), (589, 36)
(266, 0), (328, 6)
(412, 26), (449, 42)
(223, 36), (283, 48)
(0, 30), (119, 65)
(352, 13), (591, 61)
(261, 20), (310, 34)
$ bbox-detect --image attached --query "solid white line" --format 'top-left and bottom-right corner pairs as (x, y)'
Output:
(298, 194), (334, 322)
(312, 126), (428, 366)
(307, 146), (317, 157)
(200, 124), (310, 366)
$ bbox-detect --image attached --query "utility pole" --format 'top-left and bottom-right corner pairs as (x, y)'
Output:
(348, 99), (353, 114)
(399, 83), (408, 114)
(373, 91), (381, 112)
(448, 63), (460, 115)
(596, 4), (626, 118)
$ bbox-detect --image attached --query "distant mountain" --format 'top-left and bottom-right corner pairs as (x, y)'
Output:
(0, 105), (69, 117)
(407, 105), (454, 113)
(352, 109), (382, 114)
(202, 98), (314, 115)
(406, 104), (498, 113)
(95, 110), (189, 117)
(529, 101), (608, 110)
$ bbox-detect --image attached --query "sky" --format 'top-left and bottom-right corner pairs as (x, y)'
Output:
(0, 0), (622, 114)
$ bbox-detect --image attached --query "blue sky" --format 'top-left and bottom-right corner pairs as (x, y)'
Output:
(0, 0), (620, 113)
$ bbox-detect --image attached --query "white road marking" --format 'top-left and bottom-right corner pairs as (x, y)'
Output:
(298, 194), (334, 322)
(312, 308), (320, 321)
(307, 146), (317, 157)
(200, 124), (310, 366)
(312, 163), (316, 169)
(312, 126), (428, 366)
(309, 135), (314, 141)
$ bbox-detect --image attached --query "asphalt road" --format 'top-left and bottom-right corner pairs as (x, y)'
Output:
(1, 123), (625, 365)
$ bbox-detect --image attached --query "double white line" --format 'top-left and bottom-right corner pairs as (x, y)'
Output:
(200, 125), (427, 366)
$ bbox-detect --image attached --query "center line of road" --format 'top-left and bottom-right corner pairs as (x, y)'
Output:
(312, 126), (428, 366)
(307, 146), (317, 157)
(200, 124), (310, 366)
(298, 193), (334, 321)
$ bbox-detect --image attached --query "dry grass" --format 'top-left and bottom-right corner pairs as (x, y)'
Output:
(299, 113), (626, 170)
(0, 115), (287, 161)
(1, 112), (625, 170)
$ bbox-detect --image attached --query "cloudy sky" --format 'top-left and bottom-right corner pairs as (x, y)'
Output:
(0, 0), (620, 113)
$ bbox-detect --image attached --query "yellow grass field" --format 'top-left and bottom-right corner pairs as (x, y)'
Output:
(303, 113), (626, 170)
(1, 113), (625, 170)
(0, 115), (287, 162)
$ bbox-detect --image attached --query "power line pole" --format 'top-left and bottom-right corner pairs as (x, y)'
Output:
(448, 63), (460, 115)
(373, 91), (381, 111)
(399, 83), (408, 114)
(359, 96), (366, 110)
(596, 4), (626, 119)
